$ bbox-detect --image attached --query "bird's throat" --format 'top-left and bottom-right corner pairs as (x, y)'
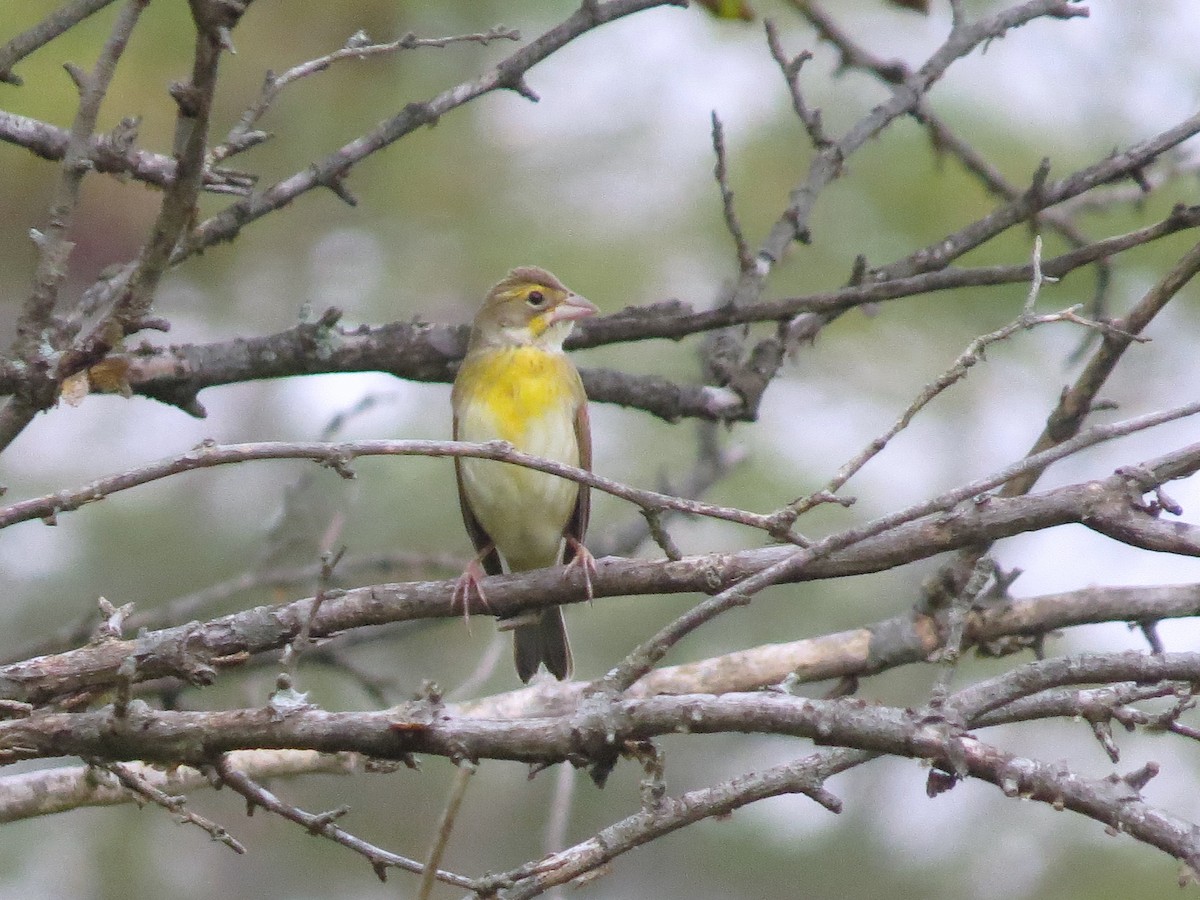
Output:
(456, 347), (578, 446)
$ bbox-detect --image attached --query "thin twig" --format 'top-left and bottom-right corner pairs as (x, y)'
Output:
(211, 26), (521, 164)
(751, 0), (1089, 296)
(1023, 235), (1057, 313)
(1003, 236), (1200, 498)
(710, 111), (754, 272)
(929, 555), (995, 699)
(484, 748), (862, 898)
(0, 550), (462, 665)
(89, 758), (245, 853)
(416, 761), (476, 900)
(215, 755), (475, 888)
(792, 0), (1107, 309)
(593, 404), (1200, 694)
(0, 438), (786, 536)
(783, 296), (1119, 523)
(0, 750), (355, 823)
(764, 19), (826, 148)
(0, 0), (119, 85)
(180, 0), (687, 258)
(0, 0), (149, 453)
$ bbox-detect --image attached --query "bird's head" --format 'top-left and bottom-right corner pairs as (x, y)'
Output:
(469, 266), (598, 351)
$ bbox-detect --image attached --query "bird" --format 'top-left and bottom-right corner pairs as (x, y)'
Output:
(451, 266), (597, 682)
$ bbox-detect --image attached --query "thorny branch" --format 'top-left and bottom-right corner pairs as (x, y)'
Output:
(0, 0), (119, 85)
(2, 433), (1198, 708)
(5, 653), (1200, 888)
(0, 0), (149, 452)
(2, 201), (1190, 423)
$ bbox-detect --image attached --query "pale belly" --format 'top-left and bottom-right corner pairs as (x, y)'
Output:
(457, 404), (580, 572)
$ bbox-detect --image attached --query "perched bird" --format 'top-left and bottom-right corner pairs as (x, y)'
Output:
(451, 267), (597, 682)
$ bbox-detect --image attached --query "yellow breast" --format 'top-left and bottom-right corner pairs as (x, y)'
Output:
(453, 347), (581, 447)
(453, 346), (584, 570)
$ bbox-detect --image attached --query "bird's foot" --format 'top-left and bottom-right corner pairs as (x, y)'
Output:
(451, 557), (492, 631)
(565, 538), (597, 603)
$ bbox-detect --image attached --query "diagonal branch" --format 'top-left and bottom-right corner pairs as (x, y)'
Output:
(176, 0), (688, 260)
(3, 436), (1198, 706)
(0, 0), (149, 452)
(215, 755), (472, 887)
(0, 0), (119, 85)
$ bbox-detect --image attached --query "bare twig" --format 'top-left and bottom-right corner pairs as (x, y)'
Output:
(179, 0), (688, 259)
(0, 750), (355, 823)
(0, 109), (257, 193)
(764, 19), (826, 148)
(930, 555), (995, 697)
(8, 653), (1200, 878)
(0, 203), (1187, 430)
(0, 550), (462, 665)
(792, 0), (1109, 309)
(752, 0), (1089, 296)
(870, 109), (1200, 284)
(0, 0), (149, 452)
(0, 0), (119, 85)
(485, 748), (862, 897)
(89, 758), (245, 853)
(3, 434), (1198, 706)
(0, 438), (787, 535)
(211, 26), (522, 164)
(782, 296), (1133, 525)
(416, 761), (476, 900)
(594, 412), (1200, 694)
(284, 546), (346, 671)
(710, 112), (754, 272)
(215, 755), (474, 888)
(1003, 236), (1200, 498)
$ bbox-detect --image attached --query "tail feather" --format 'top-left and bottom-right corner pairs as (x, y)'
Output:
(513, 607), (572, 682)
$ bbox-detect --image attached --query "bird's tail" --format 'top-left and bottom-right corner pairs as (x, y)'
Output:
(513, 607), (572, 682)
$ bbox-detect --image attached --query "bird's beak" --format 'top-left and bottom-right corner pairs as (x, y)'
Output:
(548, 293), (599, 323)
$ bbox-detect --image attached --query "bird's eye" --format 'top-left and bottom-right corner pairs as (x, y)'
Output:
(526, 290), (547, 308)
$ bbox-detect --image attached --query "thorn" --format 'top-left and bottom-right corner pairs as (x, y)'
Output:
(63, 62), (88, 92)
(323, 172), (358, 207)
(510, 77), (540, 102)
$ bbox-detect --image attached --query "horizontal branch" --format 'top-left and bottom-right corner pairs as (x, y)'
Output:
(4, 394), (1198, 533)
(0, 749), (353, 823)
(3, 205), (1189, 420)
(12, 577), (1199, 826)
(0, 438), (777, 532)
(0, 110), (254, 194)
(4, 652), (1199, 872)
(3, 441), (1197, 705)
(624, 582), (1200, 697)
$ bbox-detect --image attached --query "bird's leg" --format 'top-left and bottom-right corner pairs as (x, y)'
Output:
(564, 537), (597, 603)
(452, 550), (494, 630)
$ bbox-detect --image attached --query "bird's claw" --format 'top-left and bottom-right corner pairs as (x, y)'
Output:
(565, 538), (597, 604)
(452, 558), (492, 632)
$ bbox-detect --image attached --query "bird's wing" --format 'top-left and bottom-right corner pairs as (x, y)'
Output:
(562, 398), (591, 564)
(453, 411), (504, 576)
